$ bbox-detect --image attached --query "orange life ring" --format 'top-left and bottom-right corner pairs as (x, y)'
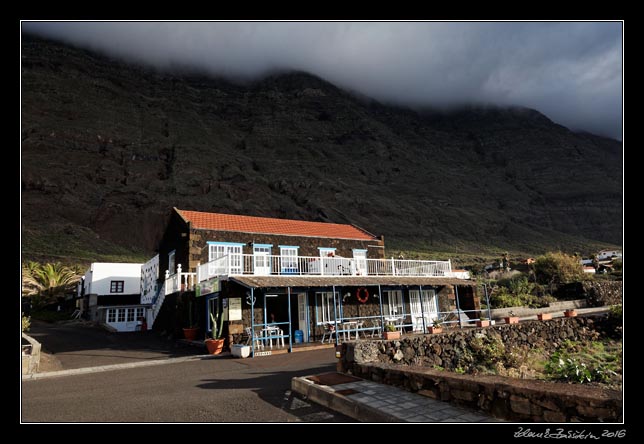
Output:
(356, 287), (369, 303)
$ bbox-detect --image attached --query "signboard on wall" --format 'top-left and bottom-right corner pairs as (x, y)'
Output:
(196, 277), (220, 297)
(228, 297), (242, 321)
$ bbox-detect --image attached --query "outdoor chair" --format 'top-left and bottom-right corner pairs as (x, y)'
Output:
(244, 327), (264, 349)
(369, 319), (382, 337)
(321, 323), (336, 343)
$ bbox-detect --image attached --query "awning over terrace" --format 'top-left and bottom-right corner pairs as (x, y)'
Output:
(229, 275), (476, 289)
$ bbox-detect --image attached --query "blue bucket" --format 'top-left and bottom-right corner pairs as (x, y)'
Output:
(294, 330), (303, 343)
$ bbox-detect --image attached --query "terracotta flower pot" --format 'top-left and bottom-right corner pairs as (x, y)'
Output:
(427, 326), (443, 334)
(537, 313), (552, 321)
(504, 316), (519, 324)
(383, 331), (401, 340)
(183, 327), (199, 341)
(476, 320), (490, 327)
(563, 310), (577, 318)
(205, 338), (225, 354)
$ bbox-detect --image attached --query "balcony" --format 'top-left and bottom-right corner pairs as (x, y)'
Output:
(196, 254), (461, 283)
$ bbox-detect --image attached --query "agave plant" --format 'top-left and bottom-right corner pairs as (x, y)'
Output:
(210, 310), (225, 340)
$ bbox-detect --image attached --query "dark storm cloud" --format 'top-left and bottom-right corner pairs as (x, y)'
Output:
(22, 21), (622, 139)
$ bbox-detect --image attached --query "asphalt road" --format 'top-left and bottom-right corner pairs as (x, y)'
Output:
(27, 320), (200, 370)
(22, 348), (355, 423)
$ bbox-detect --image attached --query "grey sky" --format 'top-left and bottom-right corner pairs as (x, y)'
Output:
(22, 21), (623, 140)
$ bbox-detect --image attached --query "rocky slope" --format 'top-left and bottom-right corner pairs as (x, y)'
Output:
(21, 35), (622, 263)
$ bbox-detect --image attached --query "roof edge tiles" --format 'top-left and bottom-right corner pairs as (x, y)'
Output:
(175, 209), (377, 241)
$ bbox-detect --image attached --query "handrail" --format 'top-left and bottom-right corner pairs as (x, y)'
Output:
(196, 254), (454, 281)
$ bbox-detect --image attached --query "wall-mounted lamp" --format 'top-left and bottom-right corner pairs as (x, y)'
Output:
(343, 292), (351, 302)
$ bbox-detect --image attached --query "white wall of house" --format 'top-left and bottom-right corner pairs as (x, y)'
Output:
(83, 262), (143, 296)
(597, 250), (622, 260)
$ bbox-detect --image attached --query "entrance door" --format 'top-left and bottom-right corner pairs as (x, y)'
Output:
(297, 293), (309, 342)
(253, 245), (271, 275)
(409, 289), (438, 331)
(353, 250), (367, 275)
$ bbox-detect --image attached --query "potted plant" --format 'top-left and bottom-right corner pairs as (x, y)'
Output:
(563, 309), (577, 318)
(476, 316), (490, 327)
(383, 323), (401, 340)
(504, 311), (519, 324)
(205, 310), (225, 355)
(427, 318), (443, 334)
(182, 298), (199, 341)
(537, 312), (552, 321)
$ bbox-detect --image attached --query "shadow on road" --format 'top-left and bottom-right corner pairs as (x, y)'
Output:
(28, 320), (202, 369)
(195, 362), (355, 422)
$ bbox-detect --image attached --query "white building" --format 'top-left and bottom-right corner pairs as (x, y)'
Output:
(78, 262), (146, 332)
(597, 250), (622, 261)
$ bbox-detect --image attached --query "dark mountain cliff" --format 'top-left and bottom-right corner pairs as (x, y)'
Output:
(21, 35), (622, 263)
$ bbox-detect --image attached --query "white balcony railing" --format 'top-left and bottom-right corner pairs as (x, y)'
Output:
(196, 254), (454, 282)
(164, 264), (197, 295)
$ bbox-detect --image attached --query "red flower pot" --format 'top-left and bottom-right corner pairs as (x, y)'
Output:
(205, 338), (225, 354)
(183, 327), (199, 341)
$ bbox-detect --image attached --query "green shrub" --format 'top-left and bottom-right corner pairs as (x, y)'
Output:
(470, 334), (505, 368)
(489, 286), (555, 308)
(22, 314), (31, 332)
(534, 252), (585, 285)
(609, 304), (622, 319)
(543, 340), (620, 384)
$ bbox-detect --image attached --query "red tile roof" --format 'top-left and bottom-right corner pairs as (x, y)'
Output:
(176, 208), (377, 240)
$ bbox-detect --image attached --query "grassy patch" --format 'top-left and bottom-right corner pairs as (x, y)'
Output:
(544, 340), (622, 387)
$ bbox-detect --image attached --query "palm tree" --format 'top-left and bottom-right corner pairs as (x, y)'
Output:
(22, 262), (82, 305)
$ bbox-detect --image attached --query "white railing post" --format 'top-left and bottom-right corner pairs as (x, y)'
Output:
(448, 259), (452, 272)
(196, 262), (201, 283)
(391, 257), (396, 276)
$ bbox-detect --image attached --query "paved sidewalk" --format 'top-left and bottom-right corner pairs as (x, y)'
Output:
(292, 372), (503, 422)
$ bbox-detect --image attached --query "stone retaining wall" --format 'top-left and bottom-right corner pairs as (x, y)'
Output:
(347, 317), (605, 370)
(22, 333), (41, 374)
(583, 281), (622, 307)
(344, 362), (622, 422)
(338, 317), (622, 422)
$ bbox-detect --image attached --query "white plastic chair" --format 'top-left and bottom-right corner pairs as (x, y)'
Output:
(321, 323), (336, 343)
(245, 327), (264, 349)
(370, 319), (381, 337)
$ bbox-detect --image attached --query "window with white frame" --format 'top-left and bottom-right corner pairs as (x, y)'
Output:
(135, 307), (145, 321)
(117, 309), (126, 322)
(253, 244), (272, 275)
(127, 308), (135, 322)
(107, 309), (116, 323)
(383, 290), (404, 316)
(316, 292), (340, 324)
(208, 242), (244, 275)
(279, 246), (299, 274)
